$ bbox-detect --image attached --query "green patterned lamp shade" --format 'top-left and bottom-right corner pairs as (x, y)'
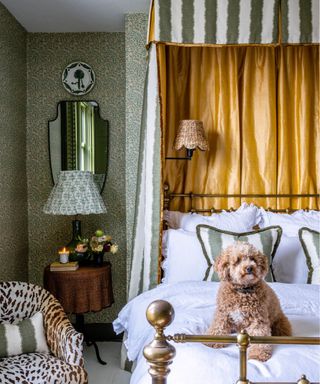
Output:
(43, 171), (106, 215)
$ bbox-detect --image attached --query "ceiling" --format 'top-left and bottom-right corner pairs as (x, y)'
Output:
(1, 0), (150, 32)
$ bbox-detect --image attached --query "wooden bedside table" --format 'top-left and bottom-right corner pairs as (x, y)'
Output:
(44, 262), (114, 365)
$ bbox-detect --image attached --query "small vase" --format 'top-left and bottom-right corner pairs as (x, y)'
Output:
(93, 252), (104, 267)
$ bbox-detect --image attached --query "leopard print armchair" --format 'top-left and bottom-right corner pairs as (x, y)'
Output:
(0, 281), (88, 384)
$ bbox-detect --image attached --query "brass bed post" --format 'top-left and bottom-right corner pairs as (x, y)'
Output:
(143, 300), (176, 384)
(236, 330), (250, 384)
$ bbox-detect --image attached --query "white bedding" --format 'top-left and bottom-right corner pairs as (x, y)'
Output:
(113, 281), (320, 384)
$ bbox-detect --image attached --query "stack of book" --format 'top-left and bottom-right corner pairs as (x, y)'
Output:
(50, 261), (79, 272)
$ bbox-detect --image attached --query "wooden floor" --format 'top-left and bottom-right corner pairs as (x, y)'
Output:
(84, 342), (131, 384)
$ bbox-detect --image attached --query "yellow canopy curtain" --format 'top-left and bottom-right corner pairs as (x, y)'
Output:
(159, 44), (319, 211)
(128, 0), (319, 299)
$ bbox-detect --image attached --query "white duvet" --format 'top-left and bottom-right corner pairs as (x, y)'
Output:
(113, 281), (320, 384)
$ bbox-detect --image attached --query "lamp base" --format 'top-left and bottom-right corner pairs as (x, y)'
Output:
(67, 219), (90, 263)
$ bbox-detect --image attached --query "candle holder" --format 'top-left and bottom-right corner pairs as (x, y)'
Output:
(59, 247), (70, 263)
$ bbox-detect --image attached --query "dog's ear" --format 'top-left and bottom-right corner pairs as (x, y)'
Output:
(214, 251), (230, 281)
(255, 249), (269, 277)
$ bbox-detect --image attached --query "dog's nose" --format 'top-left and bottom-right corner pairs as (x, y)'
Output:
(246, 266), (253, 274)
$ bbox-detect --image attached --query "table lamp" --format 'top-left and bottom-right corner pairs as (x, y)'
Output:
(43, 170), (107, 257)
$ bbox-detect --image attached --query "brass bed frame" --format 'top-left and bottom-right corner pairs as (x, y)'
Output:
(143, 300), (320, 384)
(163, 184), (320, 213)
(144, 186), (320, 384)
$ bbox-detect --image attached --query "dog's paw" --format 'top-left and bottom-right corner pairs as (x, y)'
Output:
(248, 347), (271, 362)
(203, 343), (226, 348)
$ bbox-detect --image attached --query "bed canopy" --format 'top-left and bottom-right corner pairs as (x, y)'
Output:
(128, 0), (319, 300)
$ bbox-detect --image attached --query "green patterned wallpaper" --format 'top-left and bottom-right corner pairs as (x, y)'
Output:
(125, 14), (148, 283)
(0, 4), (148, 321)
(0, 3), (28, 282)
(26, 33), (126, 322)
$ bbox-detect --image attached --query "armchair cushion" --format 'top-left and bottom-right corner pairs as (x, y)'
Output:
(0, 311), (49, 358)
(0, 281), (88, 384)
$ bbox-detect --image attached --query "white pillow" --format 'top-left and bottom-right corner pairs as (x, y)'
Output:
(272, 233), (309, 283)
(161, 229), (206, 284)
(260, 209), (320, 283)
(260, 209), (320, 236)
(164, 203), (261, 232)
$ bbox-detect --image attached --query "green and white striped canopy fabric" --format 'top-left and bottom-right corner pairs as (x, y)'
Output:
(281, 0), (319, 43)
(196, 225), (283, 282)
(152, 0), (319, 45)
(128, 44), (162, 300)
(299, 227), (320, 284)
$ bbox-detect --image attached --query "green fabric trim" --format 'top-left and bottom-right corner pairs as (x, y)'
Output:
(20, 318), (37, 354)
(139, 255), (144, 294)
(159, 0), (172, 42)
(227, 0), (240, 43)
(299, 227), (320, 284)
(272, 0), (280, 43)
(249, 0), (263, 43)
(129, 50), (150, 297)
(182, 0), (194, 43)
(300, 0), (313, 43)
(124, 357), (134, 373)
(0, 325), (8, 358)
(149, 97), (162, 289)
(205, 0), (217, 43)
(281, 0), (289, 43)
(196, 225), (282, 282)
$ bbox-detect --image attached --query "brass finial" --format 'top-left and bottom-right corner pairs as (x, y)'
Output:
(144, 301), (176, 383)
(297, 375), (310, 384)
(145, 300), (175, 331)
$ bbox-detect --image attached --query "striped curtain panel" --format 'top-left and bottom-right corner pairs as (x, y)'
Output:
(281, 0), (319, 43)
(128, 44), (162, 300)
(154, 0), (280, 44)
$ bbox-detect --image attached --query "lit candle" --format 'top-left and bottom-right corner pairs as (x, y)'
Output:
(59, 247), (69, 264)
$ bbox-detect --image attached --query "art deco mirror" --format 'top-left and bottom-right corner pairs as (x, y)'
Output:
(48, 101), (109, 192)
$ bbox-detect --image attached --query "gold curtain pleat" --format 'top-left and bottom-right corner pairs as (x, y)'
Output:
(158, 44), (319, 211)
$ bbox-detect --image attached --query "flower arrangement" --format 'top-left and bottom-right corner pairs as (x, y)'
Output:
(89, 229), (118, 255)
(75, 229), (118, 257)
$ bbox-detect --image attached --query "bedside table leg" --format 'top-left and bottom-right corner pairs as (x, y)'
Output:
(75, 314), (107, 365)
(86, 341), (107, 365)
(75, 314), (85, 333)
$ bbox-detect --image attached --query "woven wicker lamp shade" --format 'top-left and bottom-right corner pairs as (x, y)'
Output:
(173, 120), (208, 151)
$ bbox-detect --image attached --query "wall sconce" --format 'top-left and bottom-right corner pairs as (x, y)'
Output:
(166, 120), (208, 160)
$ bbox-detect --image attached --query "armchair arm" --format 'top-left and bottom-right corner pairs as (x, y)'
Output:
(41, 294), (85, 367)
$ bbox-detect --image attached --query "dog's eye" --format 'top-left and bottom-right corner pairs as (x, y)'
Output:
(249, 256), (254, 261)
(234, 258), (240, 265)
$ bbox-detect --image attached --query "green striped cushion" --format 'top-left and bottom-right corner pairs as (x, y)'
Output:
(0, 312), (49, 358)
(196, 225), (282, 282)
(299, 227), (320, 284)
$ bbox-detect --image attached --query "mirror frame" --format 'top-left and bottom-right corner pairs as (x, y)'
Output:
(48, 100), (109, 193)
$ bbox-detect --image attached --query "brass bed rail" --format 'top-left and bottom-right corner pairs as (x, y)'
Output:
(143, 300), (320, 384)
(163, 184), (320, 213)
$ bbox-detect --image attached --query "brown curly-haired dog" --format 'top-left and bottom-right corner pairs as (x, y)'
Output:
(206, 241), (292, 361)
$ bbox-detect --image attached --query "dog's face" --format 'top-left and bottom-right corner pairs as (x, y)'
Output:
(214, 242), (268, 286)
